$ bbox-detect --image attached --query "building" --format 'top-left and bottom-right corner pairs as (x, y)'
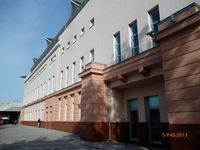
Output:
(0, 101), (22, 124)
(21, 0), (200, 149)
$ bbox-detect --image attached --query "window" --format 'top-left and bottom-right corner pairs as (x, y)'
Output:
(129, 21), (139, 56)
(43, 82), (46, 96)
(67, 41), (70, 49)
(72, 62), (76, 84)
(60, 71), (63, 89)
(73, 35), (77, 43)
(90, 49), (94, 62)
(48, 78), (51, 94)
(61, 47), (64, 55)
(80, 27), (85, 37)
(34, 88), (36, 100)
(146, 96), (161, 143)
(128, 99), (139, 140)
(52, 76), (55, 92)
(114, 32), (121, 63)
(37, 87), (39, 99)
(148, 6), (160, 47)
(40, 84), (42, 98)
(89, 17), (94, 28)
(149, 6), (160, 33)
(80, 56), (84, 72)
(65, 67), (69, 87)
(50, 55), (56, 64)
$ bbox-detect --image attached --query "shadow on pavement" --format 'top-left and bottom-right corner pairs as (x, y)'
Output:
(0, 135), (93, 150)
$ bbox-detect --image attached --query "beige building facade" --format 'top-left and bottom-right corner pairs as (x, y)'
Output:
(21, 1), (200, 149)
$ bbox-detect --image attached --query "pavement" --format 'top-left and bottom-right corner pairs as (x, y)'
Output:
(0, 124), (164, 150)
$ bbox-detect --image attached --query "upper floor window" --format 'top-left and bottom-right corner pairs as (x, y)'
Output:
(149, 6), (160, 33)
(80, 27), (85, 37)
(50, 55), (56, 64)
(80, 56), (84, 72)
(89, 18), (94, 28)
(149, 6), (160, 47)
(129, 21), (139, 56)
(51, 76), (55, 92)
(61, 47), (64, 55)
(67, 41), (70, 49)
(48, 78), (51, 94)
(73, 35), (77, 43)
(72, 62), (76, 84)
(60, 71), (63, 90)
(90, 49), (94, 62)
(114, 32), (121, 63)
(65, 66), (69, 87)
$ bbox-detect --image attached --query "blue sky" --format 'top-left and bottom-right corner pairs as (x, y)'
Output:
(0, 0), (71, 103)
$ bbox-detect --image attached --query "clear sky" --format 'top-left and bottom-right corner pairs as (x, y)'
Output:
(0, 0), (71, 104)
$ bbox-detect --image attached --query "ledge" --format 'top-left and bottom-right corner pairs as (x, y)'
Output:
(154, 4), (200, 42)
(103, 46), (161, 81)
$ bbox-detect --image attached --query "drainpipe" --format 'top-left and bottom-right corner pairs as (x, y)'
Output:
(108, 88), (112, 141)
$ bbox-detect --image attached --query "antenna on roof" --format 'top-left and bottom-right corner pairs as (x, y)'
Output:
(71, 0), (81, 6)
(20, 75), (26, 79)
(45, 38), (53, 47)
(33, 57), (39, 64)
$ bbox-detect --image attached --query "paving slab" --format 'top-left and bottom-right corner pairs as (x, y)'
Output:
(0, 124), (164, 150)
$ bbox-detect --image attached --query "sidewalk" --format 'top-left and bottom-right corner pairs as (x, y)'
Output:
(0, 124), (163, 150)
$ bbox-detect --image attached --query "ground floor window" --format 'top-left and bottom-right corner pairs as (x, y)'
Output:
(146, 96), (161, 144)
(128, 99), (139, 140)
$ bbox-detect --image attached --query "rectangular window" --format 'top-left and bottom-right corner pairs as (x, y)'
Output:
(129, 21), (139, 56)
(89, 17), (94, 28)
(67, 41), (70, 49)
(61, 47), (64, 55)
(146, 96), (161, 143)
(43, 82), (46, 96)
(90, 49), (94, 62)
(37, 87), (39, 99)
(34, 88), (36, 100)
(114, 32), (121, 63)
(72, 62), (76, 84)
(149, 6), (160, 33)
(40, 84), (42, 98)
(128, 99), (139, 140)
(50, 55), (56, 64)
(73, 35), (77, 43)
(80, 56), (84, 72)
(48, 78), (51, 94)
(52, 76), (55, 92)
(60, 71), (63, 89)
(80, 27), (85, 37)
(65, 67), (69, 87)
(149, 6), (160, 47)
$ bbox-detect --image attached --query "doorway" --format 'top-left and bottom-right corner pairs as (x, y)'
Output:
(128, 99), (139, 141)
(146, 96), (161, 144)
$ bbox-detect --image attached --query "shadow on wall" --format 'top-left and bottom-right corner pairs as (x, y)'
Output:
(21, 121), (80, 135)
(162, 26), (200, 122)
(80, 77), (130, 142)
(160, 25), (200, 150)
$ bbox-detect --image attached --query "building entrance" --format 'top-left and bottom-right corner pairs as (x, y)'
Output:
(147, 96), (161, 144)
(128, 99), (139, 141)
